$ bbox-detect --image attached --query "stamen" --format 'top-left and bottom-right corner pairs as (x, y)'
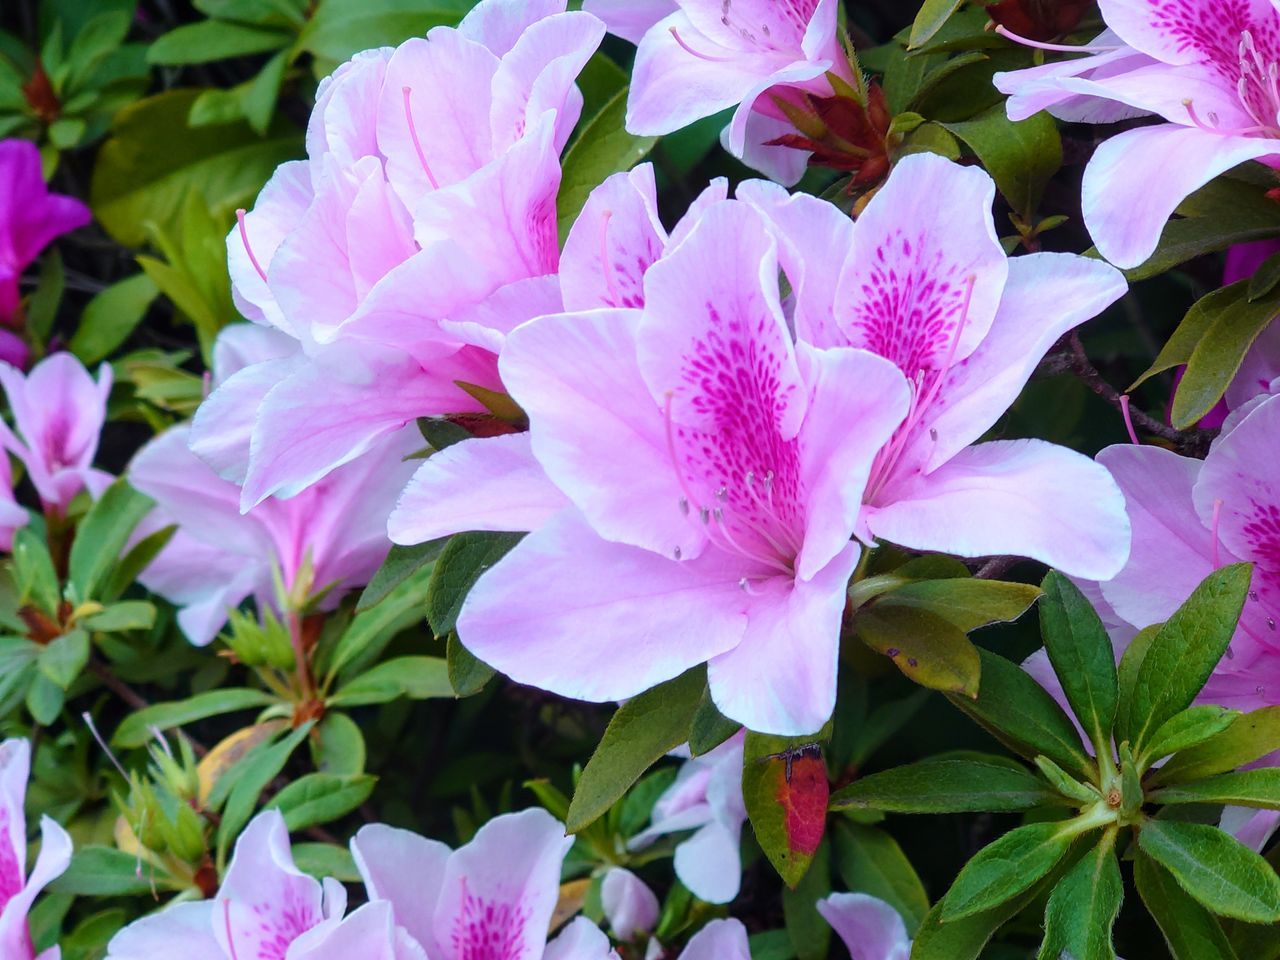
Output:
(1211, 498), (1224, 569)
(663, 392), (706, 517)
(235, 209), (268, 285)
(992, 24), (1121, 55)
(1183, 98), (1268, 136)
(402, 87), (440, 190)
(669, 26), (735, 62)
(739, 577), (761, 595)
(1119, 395), (1139, 445)
(83, 712), (129, 780)
(599, 210), (623, 305)
(224, 901), (241, 960)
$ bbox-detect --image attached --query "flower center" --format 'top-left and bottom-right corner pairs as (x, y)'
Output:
(1185, 29), (1280, 138)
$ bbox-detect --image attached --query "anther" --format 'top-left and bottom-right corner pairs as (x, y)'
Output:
(236, 209), (269, 284)
(402, 87), (440, 190)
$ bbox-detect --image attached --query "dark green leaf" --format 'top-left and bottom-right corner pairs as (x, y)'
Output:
(425, 532), (522, 637)
(908, 0), (964, 49)
(328, 561), (432, 678)
(447, 632), (496, 697)
(67, 480), (154, 601)
(12, 528), (60, 617)
(943, 105), (1061, 217)
(217, 724), (311, 860)
(855, 605), (981, 697)
(311, 711), (365, 777)
(833, 820), (930, 931)
(1248, 253), (1280, 301)
(113, 688), (276, 748)
(1129, 565), (1253, 753)
(1039, 570), (1119, 754)
(1137, 819), (1280, 923)
(912, 863), (1064, 960)
(1145, 706), (1242, 765)
(566, 667), (705, 833)
(38, 629), (89, 690)
(783, 839), (831, 960)
(299, 0), (471, 62)
(1115, 624), (1160, 747)
(874, 578), (1040, 633)
(291, 843), (360, 883)
(1135, 852), (1241, 959)
(947, 649), (1094, 782)
(1151, 768), (1280, 810)
(357, 539), (445, 612)
(50, 847), (173, 896)
(831, 754), (1058, 814)
(1154, 707), (1280, 785)
(69, 273), (157, 365)
(328, 656), (452, 707)
(688, 687), (741, 757)
(1038, 833), (1122, 960)
(941, 821), (1075, 920)
(269, 773), (376, 831)
(147, 20), (289, 65)
(26, 250), (64, 342)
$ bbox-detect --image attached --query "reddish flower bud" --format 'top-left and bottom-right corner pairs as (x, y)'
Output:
(21, 62), (60, 125)
(766, 81), (894, 188)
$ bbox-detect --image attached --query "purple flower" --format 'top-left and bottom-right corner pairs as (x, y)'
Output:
(0, 739), (72, 960)
(0, 140), (90, 327)
(817, 894), (912, 960)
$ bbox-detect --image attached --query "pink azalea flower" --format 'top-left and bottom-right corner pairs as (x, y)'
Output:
(607, 0), (852, 184)
(628, 733), (747, 905)
(191, 0), (603, 510)
(106, 810), (408, 960)
(133, 325), (418, 646)
(1073, 393), (1280, 849)
(0, 352), (113, 516)
(0, 738), (73, 960)
(387, 162), (727, 547)
(449, 199), (912, 735)
(817, 893), (912, 960)
(998, 0), (1280, 268)
(0, 140), (91, 326)
(744, 153), (1132, 578)
(352, 807), (616, 959)
(0, 453), (29, 551)
(600, 869), (660, 941)
(677, 919), (752, 960)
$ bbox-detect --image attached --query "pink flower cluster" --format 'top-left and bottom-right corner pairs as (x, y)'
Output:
(106, 803), (911, 960)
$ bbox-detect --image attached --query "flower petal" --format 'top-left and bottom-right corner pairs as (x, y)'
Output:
(673, 821), (744, 905)
(816, 893), (911, 960)
(601, 868), (660, 940)
(104, 902), (220, 959)
(352, 824), (451, 959)
(582, 0), (676, 44)
(678, 919), (752, 960)
(543, 917), (619, 960)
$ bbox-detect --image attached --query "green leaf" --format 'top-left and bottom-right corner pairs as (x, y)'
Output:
(1038, 833), (1123, 960)
(298, 0), (471, 62)
(1115, 624), (1160, 747)
(1144, 705), (1242, 765)
(147, 20), (290, 65)
(67, 480), (154, 601)
(49, 847), (172, 896)
(1135, 852), (1241, 960)
(556, 84), (658, 242)
(446, 632), (495, 697)
(38, 628), (89, 690)
(26, 673), (64, 725)
(1248, 252), (1280, 301)
(1128, 564), (1253, 754)
(269, 773), (376, 831)
(291, 842), (361, 883)
(942, 105), (1062, 218)
(327, 561), (432, 679)
(743, 731), (830, 888)
(1137, 819), (1280, 923)
(688, 687), (741, 757)
(1154, 706), (1280, 785)
(1150, 768), (1280, 810)
(217, 724), (311, 860)
(91, 89), (302, 247)
(82, 600), (156, 633)
(26, 250), (64, 342)
(941, 821), (1075, 921)
(947, 649), (1094, 782)
(357, 539), (445, 612)
(112, 688), (277, 748)
(912, 866), (1062, 960)
(1038, 570), (1118, 755)
(12, 528), (60, 617)
(783, 839), (832, 960)
(854, 605), (981, 697)
(425, 532), (522, 637)
(329, 656), (452, 707)
(833, 821), (930, 931)
(566, 667), (705, 833)
(873, 578), (1040, 633)
(908, 0), (964, 49)
(69, 273), (157, 364)
(1169, 283), (1280, 428)
(831, 754), (1059, 814)
(311, 711), (365, 777)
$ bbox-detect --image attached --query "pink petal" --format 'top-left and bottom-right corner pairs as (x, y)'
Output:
(0, 815), (72, 956)
(210, 324), (298, 387)
(582, 0), (676, 44)
(866, 440), (1132, 580)
(723, 59), (831, 159)
(601, 868), (659, 940)
(226, 160), (312, 333)
(816, 893), (911, 960)
(288, 902), (411, 960)
(560, 164), (666, 312)
(215, 811), (324, 960)
(189, 355), (299, 485)
(1192, 394), (1280, 565)
(0, 739), (30, 896)
(458, 0), (568, 56)
(672, 821), (744, 904)
(1221, 806), (1280, 852)
(138, 532), (263, 645)
(308, 48), (392, 166)
(433, 809), (571, 960)
(1097, 0), (1274, 66)
(103, 902), (220, 959)
(707, 541), (858, 735)
(682, 0), (824, 53)
(727, 108), (814, 187)
(836, 153), (1008, 372)
(543, 917), (619, 960)
(993, 36), (1156, 124)
(500, 308), (695, 558)
(677, 919), (752, 960)
(388, 433), (569, 545)
(353, 824), (452, 959)
(456, 512), (748, 703)
(1083, 124), (1280, 269)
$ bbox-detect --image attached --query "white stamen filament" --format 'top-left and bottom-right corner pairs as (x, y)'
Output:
(992, 23), (1122, 55)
